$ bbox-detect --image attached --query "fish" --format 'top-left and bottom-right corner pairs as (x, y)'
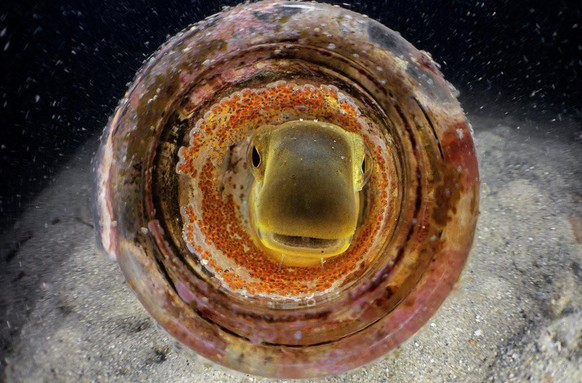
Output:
(249, 120), (370, 266)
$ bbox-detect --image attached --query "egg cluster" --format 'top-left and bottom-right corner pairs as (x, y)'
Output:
(176, 82), (391, 298)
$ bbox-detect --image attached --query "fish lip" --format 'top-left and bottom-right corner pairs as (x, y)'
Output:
(258, 230), (352, 257)
(273, 233), (340, 249)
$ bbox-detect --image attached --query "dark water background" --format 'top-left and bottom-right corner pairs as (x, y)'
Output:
(1, 0), (580, 229)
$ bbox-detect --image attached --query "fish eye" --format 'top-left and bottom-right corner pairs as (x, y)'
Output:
(361, 147), (373, 185)
(251, 146), (261, 168)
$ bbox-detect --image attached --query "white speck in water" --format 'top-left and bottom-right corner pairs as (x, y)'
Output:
(327, 43), (336, 49)
(140, 227), (149, 234)
(294, 331), (302, 340)
(35, 95), (40, 103)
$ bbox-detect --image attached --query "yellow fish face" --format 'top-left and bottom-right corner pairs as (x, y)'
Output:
(249, 120), (371, 266)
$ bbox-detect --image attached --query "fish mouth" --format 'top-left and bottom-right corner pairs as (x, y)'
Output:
(258, 230), (352, 259)
(273, 234), (340, 249)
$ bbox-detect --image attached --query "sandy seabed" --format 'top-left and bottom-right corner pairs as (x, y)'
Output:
(1, 111), (581, 383)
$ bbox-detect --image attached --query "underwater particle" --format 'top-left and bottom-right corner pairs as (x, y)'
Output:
(95, 0), (479, 379)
